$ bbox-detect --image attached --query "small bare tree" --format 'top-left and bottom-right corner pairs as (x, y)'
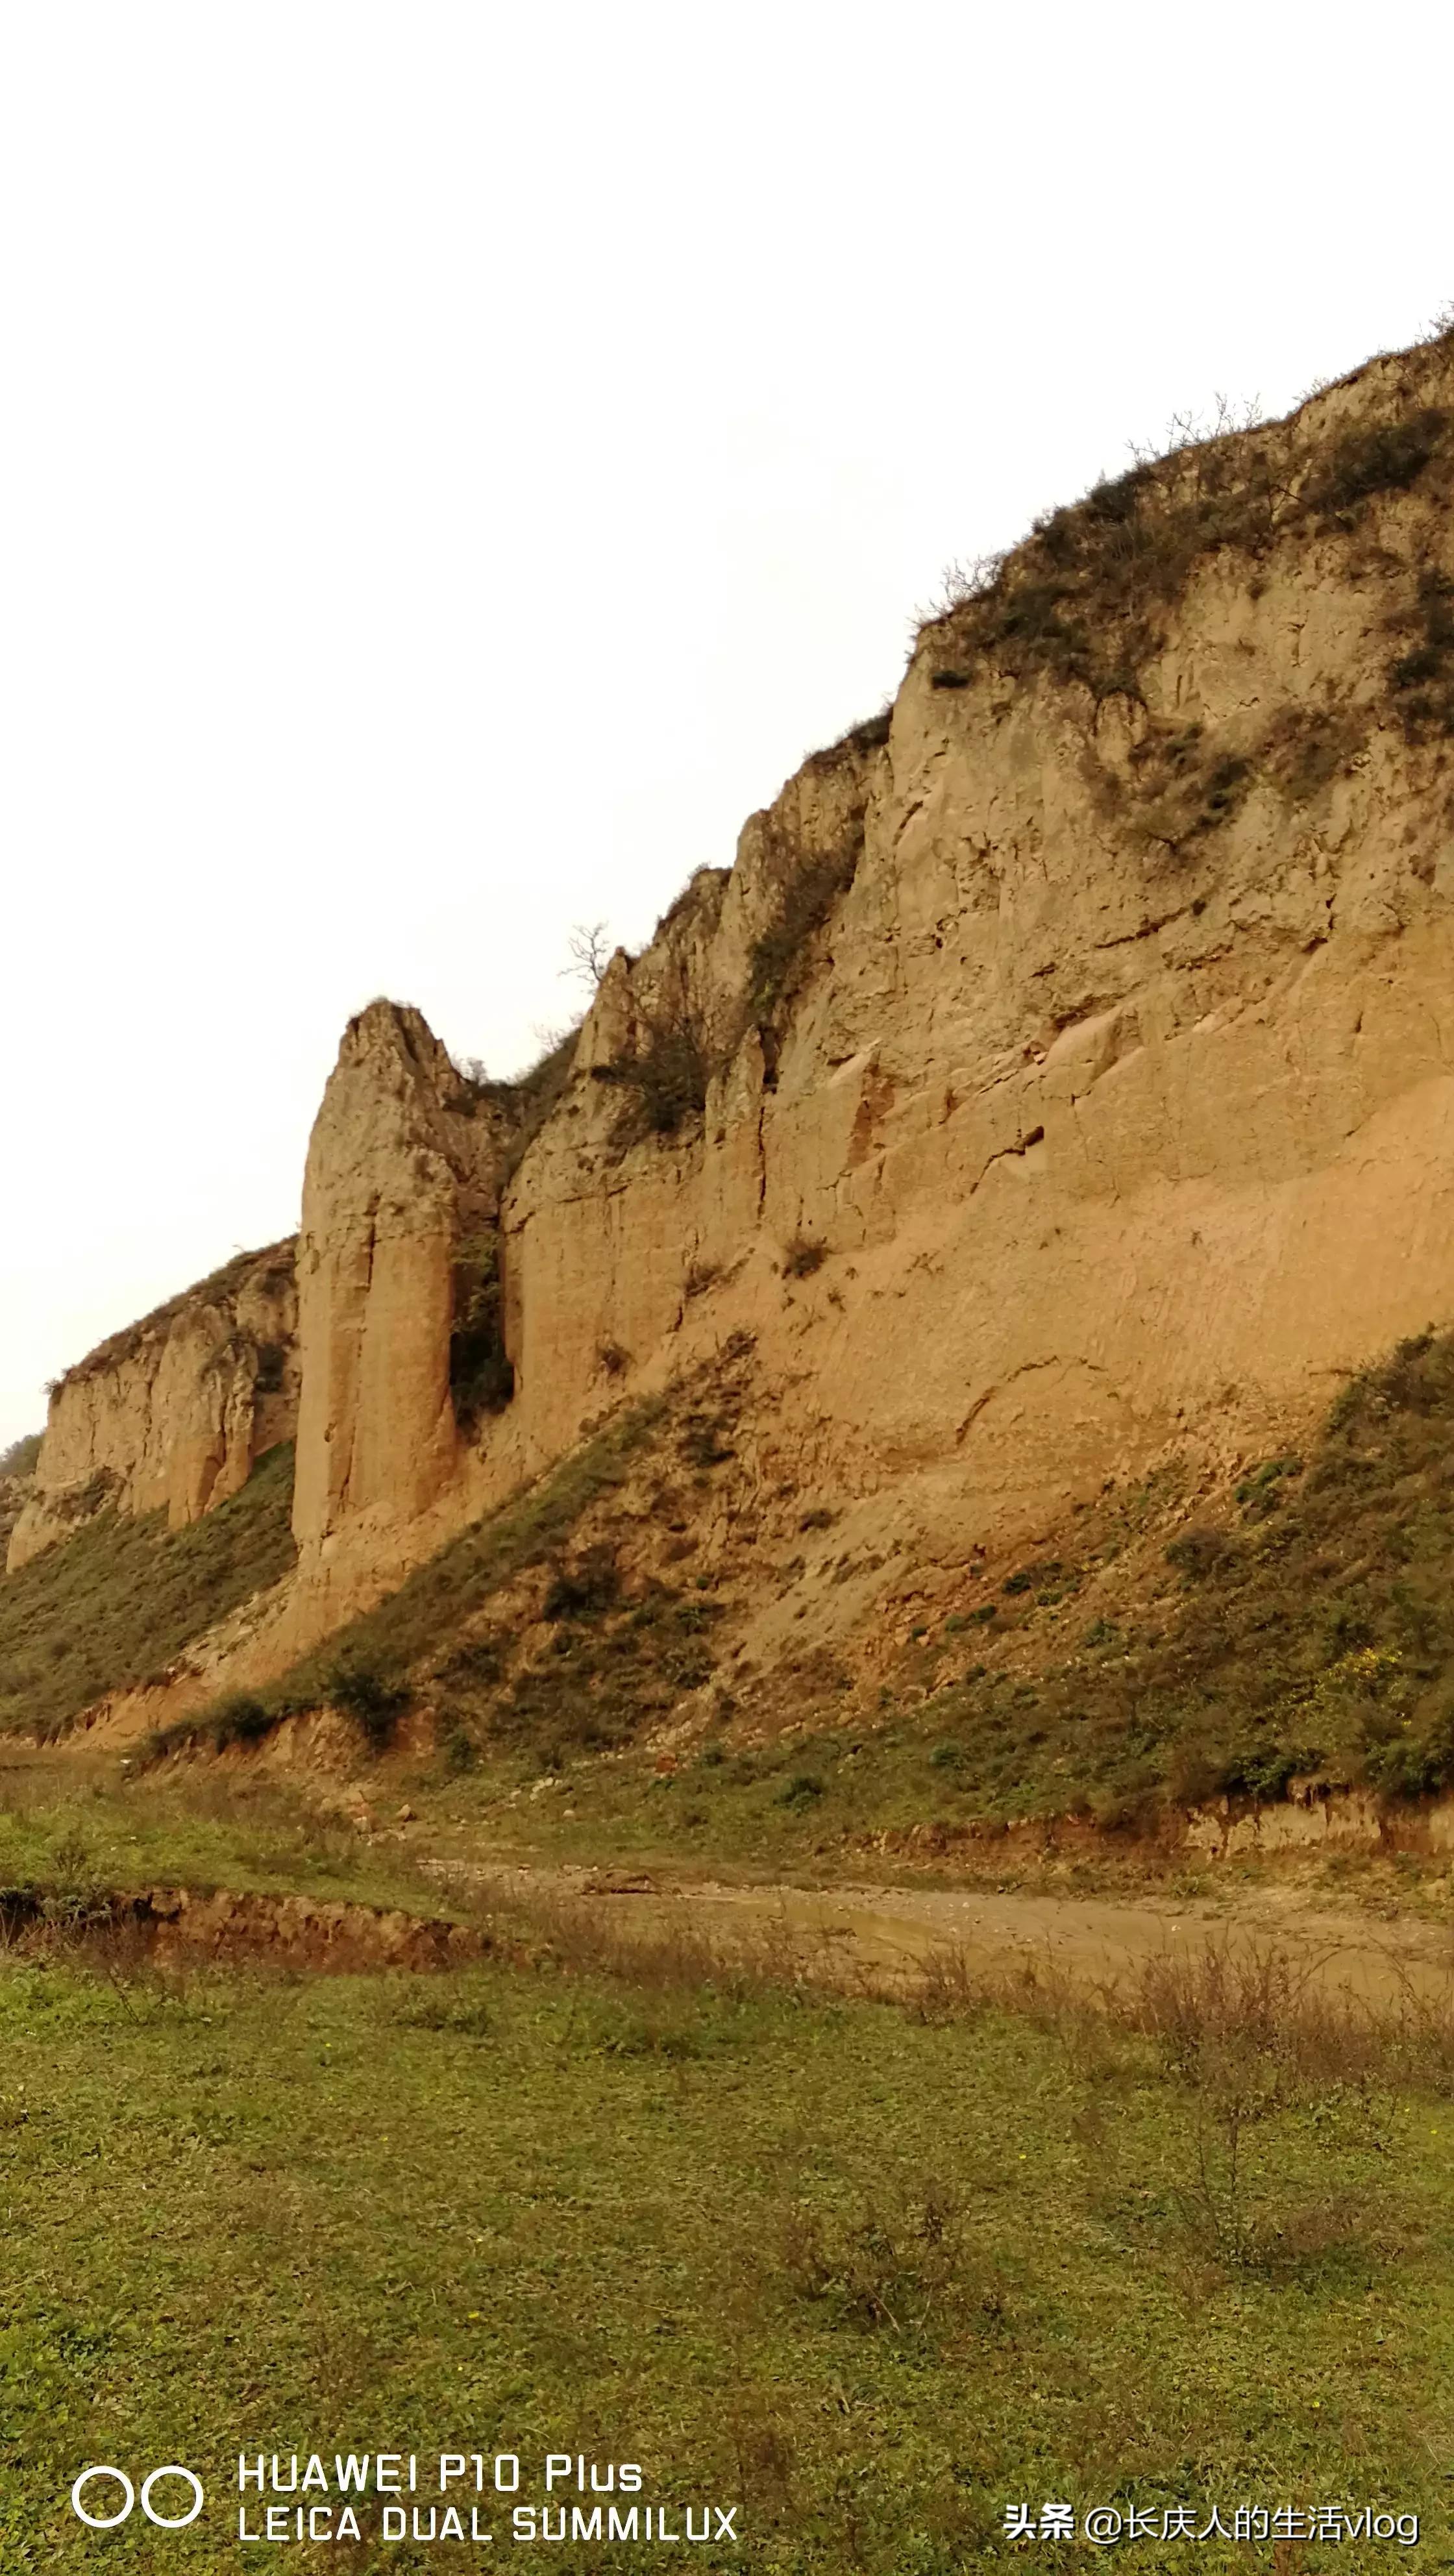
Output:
(931, 552), (1004, 615)
(563, 921), (612, 989)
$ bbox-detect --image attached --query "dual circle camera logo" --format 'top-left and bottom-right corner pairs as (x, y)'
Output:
(70, 2465), (204, 2531)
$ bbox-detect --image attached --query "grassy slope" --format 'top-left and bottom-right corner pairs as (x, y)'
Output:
(117, 1327), (1454, 1884)
(1, 1948), (1450, 2575)
(380, 1330), (1454, 1873)
(900, 1329), (1454, 1825)
(19, 1328), (1454, 1870)
(153, 1403), (670, 1755)
(0, 1444), (296, 1739)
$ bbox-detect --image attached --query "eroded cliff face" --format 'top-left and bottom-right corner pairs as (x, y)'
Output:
(474, 336), (1454, 1579)
(7, 1242), (299, 1572)
(288, 1002), (515, 1620)
(14, 330), (1454, 1689)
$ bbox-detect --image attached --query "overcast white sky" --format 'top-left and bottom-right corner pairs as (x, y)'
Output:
(2, 1), (1451, 1447)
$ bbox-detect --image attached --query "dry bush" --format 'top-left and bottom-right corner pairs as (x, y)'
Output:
(745, 846), (859, 1023)
(902, 1934), (1438, 2277)
(1127, 1937), (1454, 2099)
(778, 2180), (992, 2339)
(782, 1236), (828, 1280)
(597, 1009), (710, 1146)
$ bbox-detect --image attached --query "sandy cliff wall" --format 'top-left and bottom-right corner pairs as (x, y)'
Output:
(6, 1242), (299, 1572)
(0, 1474), (29, 1569)
(290, 1002), (515, 1617)
(12, 330), (1454, 1678)
(463, 336), (1454, 1563)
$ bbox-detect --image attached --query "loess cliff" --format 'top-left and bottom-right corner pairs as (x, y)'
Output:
(8, 1241), (299, 1573)
(8, 327), (1454, 1823)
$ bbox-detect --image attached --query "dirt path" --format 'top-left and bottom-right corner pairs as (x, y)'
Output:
(449, 1860), (1454, 2007)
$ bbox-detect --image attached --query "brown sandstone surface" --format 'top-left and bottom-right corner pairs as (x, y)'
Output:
(7, 1241), (299, 1572)
(288, 1001), (513, 1618)
(10, 334), (1454, 1735)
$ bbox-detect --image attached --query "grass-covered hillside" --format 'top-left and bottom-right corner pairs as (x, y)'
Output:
(16, 1326), (1454, 1864)
(890, 1328), (1454, 1828)
(0, 1443), (295, 1739)
(122, 1328), (1454, 1872)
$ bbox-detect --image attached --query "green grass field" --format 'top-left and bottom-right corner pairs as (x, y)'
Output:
(3, 1925), (1453, 2573)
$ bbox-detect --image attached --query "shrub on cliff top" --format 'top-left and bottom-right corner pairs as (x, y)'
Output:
(0, 1432), (41, 1480)
(919, 358), (1453, 708)
(1307, 407), (1449, 520)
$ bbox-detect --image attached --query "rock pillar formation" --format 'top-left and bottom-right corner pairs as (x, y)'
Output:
(290, 1001), (515, 1578)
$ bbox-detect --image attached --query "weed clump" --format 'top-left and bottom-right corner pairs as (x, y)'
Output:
(1164, 1526), (1235, 1581)
(782, 1237), (828, 1281)
(542, 1547), (622, 1624)
(778, 1773), (824, 1809)
(207, 1692), (276, 1752)
(778, 2183), (1000, 2342)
